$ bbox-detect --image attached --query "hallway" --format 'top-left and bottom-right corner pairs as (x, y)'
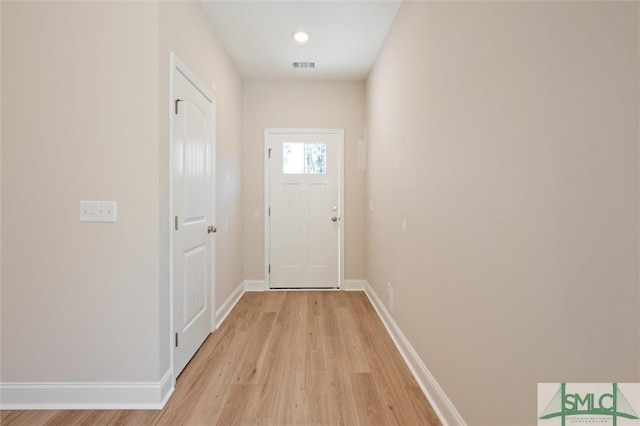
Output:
(2, 2), (639, 423)
(1, 292), (441, 425)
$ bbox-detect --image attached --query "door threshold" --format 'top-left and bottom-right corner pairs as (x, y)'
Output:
(269, 287), (340, 291)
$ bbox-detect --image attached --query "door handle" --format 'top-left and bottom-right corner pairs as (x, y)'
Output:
(331, 216), (338, 222)
(208, 225), (217, 234)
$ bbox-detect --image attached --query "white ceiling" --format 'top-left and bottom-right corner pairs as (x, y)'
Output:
(201, 1), (401, 81)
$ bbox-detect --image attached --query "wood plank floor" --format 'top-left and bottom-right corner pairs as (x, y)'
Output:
(1, 291), (441, 426)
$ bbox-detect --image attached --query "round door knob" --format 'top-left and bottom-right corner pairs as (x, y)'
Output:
(331, 216), (338, 222)
(208, 225), (217, 234)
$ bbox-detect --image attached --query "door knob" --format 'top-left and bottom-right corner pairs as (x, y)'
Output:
(208, 225), (217, 234)
(331, 216), (338, 222)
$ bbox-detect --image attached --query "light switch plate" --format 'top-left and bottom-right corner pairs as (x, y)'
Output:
(80, 201), (117, 222)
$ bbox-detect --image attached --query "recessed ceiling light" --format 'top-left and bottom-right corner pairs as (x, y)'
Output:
(293, 31), (309, 43)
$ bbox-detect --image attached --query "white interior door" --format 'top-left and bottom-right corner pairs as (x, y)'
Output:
(267, 129), (343, 289)
(172, 58), (216, 377)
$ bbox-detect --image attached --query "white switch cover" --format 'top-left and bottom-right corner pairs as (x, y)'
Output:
(80, 201), (117, 222)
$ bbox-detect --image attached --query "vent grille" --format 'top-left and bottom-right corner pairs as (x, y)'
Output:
(293, 61), (315, 69)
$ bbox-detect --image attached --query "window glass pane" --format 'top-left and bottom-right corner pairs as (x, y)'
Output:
(282, 142), (326, 174)
(283, 143), (304, 174)
(305, 143), (326, 174)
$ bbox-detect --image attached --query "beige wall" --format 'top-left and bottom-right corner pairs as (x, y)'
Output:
(1, 0), (244, 384)
(243, 80), (366, 281)
(158, 0), (244, 376)
(0, 2), (3, 340)
(366, 2), (639, 424)
(1, 1), (161, 381)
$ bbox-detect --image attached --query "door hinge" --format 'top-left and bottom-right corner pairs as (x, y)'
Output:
(175, 216), (179, 230)
(268, 207), (271, 216)
(268, 264), (271, 274)
(174, 99), (182, 115)
(268, 148), (272, 158)
(175, 332), (179, 347)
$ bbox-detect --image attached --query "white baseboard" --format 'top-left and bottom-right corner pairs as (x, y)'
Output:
(244, 279), (267, 292)
(343, 279), (367, 291)
(364, 282), (466, 426)
(0, 369), (174, 410)
(215, 281), (245, 330)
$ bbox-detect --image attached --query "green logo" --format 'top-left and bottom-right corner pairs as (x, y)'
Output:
(539, 383), (639, 426)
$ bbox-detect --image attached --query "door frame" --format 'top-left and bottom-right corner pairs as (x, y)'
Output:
(169, 53), (217, 384)
(264, 128), (345, 289)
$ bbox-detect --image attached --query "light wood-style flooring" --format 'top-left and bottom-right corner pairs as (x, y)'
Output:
(1, 291), (441, 425)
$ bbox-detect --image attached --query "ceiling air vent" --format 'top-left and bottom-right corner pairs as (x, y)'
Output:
(293, 61), (315, 69)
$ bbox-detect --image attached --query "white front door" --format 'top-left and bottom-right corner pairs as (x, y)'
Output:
(266, 129), (343, 289)
(172, 57), (216, 377)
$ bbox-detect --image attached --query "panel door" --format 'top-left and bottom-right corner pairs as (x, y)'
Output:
(172, 66), (215, 376)
(268, 130), (342, 288)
